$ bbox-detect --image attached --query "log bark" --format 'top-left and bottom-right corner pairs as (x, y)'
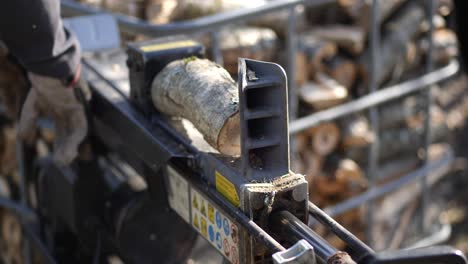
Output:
(0, 49), (29, 120)
(323, 56), (358, 89)
(306, 122), (341, 156)
(151, 58), (240, 155)
(310, 157), (366, 205)
(299, 74), (348, 110)
(306, 25), (365, 56)
(339, 114), (374, 149)
(345, 114), (450, 163)
(358, 2), (425, 88)
(378, 96), (424, 130)
(298, 34), (337, 79)
(341, 0), (408, 30)
(209, 26), (278, 75)
(145, 0), (177, 24)
(169, 0), (263, 21)
(420, 29), (458, 65)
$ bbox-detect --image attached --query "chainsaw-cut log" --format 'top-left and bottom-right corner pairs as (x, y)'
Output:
(323, 56), (357, 90)
(378, 96), (424, 130)
(437, 0), (453, 17)
(209, 26), (278, 75)
(434, 75), (468, 109)
(300, 149), (323, 183)
(298, 34), (337, 79)
(340, 0), (408, 30)
(346, 114), (450, 163)
(151, 58), (240, 155)
(295, 53), (308, 87)
(0, 125), (16, 175)
(169, 0), (265, 21)
(0, 49), (29, 120)
(248, 9), (306, 38)
(359, 2), (425, 88)
(299, 74), (348, 110)
(145, 0), (177, 24)
(339, 114), (374, 149)
(102, 0), (146, 18)
(310, 157), (366, 204)
(420, 29), (458, 65)
(306, 122), (340, 156)
(78, 0), (103, 8)
(307, 25), (365, 56)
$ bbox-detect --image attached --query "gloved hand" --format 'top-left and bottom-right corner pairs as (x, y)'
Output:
(18, 70), (88, 166)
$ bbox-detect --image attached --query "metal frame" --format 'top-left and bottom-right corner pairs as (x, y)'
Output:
(61, 0), (457, 249)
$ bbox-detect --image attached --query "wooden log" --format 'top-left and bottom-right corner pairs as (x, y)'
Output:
(299, 74), (348, 110)
(420, 29), (458, 65)
(0, 125), (16, 176)
(378, 96), (424, 130)
(340, 0), (408, 30)
(102, 0), (147, 18)
(305, 122), (341, 156)
(437, 0), (453, 17)
(145, 0), (178, 24)
(306, 25), (365, 56)
(209, 26), (278, 75)
(151, 58), (240, 155)
(295, 53), (308, 87)
(345, 112), (450, 163)
(298, 34), (337, 79)
(339, 114), (374, 149)
(0, 49), (29, 120)
(169, 0), (265, 21)
(358, 2), (425, 88)
(434, 75), (467, 109)
(323, 56), (358, 89)
(310, 157), (366, 204)
(300, 149), (323, 184)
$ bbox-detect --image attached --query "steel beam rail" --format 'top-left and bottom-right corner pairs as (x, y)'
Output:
(289, 61), (459, 134)
(308, 202), (374, 262)
(61, 0), (334, 38)
(271, 210), (338, 264)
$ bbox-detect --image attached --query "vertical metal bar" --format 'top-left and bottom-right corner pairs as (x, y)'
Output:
(286, 6), (298, 160)
(286, 6), (298, 121)
(421, 0), (435, 233)
(211, 30), (224, 66)
(366, 0), (380, 248)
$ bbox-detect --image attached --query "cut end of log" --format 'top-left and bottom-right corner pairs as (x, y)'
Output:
(217, 112), (241, 156)
(300, 74), (348, 110)
(309, 122), (340, 156)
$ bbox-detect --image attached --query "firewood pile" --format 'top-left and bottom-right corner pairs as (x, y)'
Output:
(77, 0), (465, 248)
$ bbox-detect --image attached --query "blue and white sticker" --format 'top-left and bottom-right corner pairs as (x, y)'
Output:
(223, 218), (230, 236)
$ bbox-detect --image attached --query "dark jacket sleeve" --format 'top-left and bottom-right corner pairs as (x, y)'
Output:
(0, 0), (80, 79)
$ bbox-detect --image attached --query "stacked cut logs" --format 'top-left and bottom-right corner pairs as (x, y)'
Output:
(75, 0), (465, 249)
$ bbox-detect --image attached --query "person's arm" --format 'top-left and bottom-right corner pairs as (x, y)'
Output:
(0, 0), (80, 80)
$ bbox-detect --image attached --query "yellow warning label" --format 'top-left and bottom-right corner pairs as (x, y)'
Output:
(201, 218), (207, 237)
(193, 214), (200, 230)
(140, 40), (198, 53)
(208, 204), (215, 223)
(215, 171), (240, 207)
(192, 194), (199, 210)
(201, 201), (207, 217)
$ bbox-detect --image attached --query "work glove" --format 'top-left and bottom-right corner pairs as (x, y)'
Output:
(18, 69), (88, 166)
